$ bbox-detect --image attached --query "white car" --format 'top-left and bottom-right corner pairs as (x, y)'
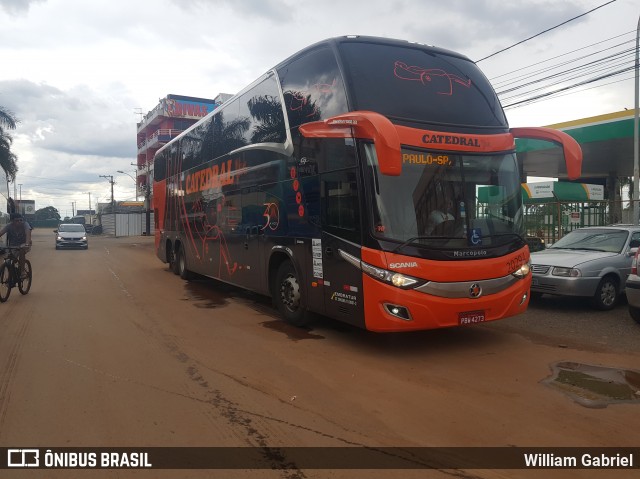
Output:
(54, 224), (88, 250)
(530, 226), (640, 310)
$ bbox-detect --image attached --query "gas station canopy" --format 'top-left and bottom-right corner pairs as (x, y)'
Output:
(516, 110), (638, 180)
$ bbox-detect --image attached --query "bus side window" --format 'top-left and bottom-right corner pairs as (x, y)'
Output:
(278, 47), (349, 129)
(154, 151), (167, 181)
(321, 169), (360, 243)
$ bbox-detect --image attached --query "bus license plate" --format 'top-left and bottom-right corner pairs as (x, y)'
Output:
(458, 310), (485, 325)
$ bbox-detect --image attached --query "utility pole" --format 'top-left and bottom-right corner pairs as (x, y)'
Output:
(634, 13), (640, 225)
(132, 160), (151, 236)
(87, 192), (92, 225)
(144, 161), (151, 236)
(99, 175), (116, 237)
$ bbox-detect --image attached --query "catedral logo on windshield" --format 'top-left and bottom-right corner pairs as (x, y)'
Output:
(421, 134), (481, 148)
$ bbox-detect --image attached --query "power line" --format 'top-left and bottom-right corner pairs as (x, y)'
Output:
(497, 49), (635, 106)
(502, 65), (634, 108)
(503, 74), (635, 110)
(491, 38), (635, 89)
(496, 48), (635, 97)
(485, 26), (636, 110)
(489, 30), (635, 81)
(476, 0), (618, 63)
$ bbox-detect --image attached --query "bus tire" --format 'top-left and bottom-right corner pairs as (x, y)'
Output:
(169, 244), (180, 275)
(274, 261), (310, 327)
(176, 245), (193, 280)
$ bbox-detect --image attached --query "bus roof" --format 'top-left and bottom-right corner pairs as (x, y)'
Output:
(274, 35), (472, 70)
(154, 35), (489, 159)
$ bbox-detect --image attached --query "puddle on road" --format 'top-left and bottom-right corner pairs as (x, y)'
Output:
(261, 320), (325, 341)
(183, 281), (229, 309)
(181, 280), (325, 342)
(544, 361), (640, 408)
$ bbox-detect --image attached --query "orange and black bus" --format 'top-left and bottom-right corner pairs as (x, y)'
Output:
(153, 36), (581, 332)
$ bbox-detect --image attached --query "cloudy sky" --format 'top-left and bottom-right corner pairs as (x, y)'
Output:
(0, 0), (638, 217)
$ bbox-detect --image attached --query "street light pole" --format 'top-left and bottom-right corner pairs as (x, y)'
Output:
(117, 170), (138, 201)
(132, 160), (151, 236)
(84, 192), (92, 226)
(99, 175), (116, 237)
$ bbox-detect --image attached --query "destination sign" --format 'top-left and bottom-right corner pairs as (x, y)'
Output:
(402, 153), (453, 166)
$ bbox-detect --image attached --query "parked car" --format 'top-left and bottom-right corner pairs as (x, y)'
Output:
(54, 223), (89, 250)
(530, 226), (640, 310)
(625, 248), (640, 324)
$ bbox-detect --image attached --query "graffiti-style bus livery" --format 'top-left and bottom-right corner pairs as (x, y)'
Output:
(153, 36), (581, 332)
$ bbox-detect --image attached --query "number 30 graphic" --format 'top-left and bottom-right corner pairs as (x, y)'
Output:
(262, 203), (280, 231)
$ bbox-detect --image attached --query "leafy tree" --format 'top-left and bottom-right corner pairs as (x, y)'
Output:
(0, 105), (19, 181)
(34, 206), (61, 221)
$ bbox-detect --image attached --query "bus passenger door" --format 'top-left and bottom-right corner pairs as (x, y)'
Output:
(238, 189), (265, 292)
(319, 171), (366, 328)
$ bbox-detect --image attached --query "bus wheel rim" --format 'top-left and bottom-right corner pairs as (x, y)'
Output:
(281, 274), (300, 312)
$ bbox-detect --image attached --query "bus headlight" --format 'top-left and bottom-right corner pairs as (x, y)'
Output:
(342, 250), (423, 290)
(391, 273), (419, 288)
(512, 262), (531, 278)
(360, 261), (422, 289)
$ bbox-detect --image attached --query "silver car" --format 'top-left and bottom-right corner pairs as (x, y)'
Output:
(625, 248), (640, 324)
(55, 224), (89, 250)
(530, 226), (640, 310)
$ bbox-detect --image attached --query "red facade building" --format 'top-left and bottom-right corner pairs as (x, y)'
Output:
(136, 93), (231, 194)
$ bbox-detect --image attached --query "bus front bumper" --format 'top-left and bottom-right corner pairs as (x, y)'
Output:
(362, 274), (531, 332)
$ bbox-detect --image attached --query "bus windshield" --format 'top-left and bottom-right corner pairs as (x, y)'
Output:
(339, 41), (507, 130)
(363, 143), (524, 250)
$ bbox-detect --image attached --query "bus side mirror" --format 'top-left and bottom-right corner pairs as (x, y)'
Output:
(299, 111), (402, 176)
(510, 127), (582, 180)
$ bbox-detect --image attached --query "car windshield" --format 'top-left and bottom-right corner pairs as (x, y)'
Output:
(550, 229), (628, 253)
(59, 225), (85, 232)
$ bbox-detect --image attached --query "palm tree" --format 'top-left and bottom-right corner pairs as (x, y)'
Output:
(0, 105), (19, 181)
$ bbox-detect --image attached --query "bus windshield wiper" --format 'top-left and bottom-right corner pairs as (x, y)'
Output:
(392, 236), (461, 253)
(393, 236), (433, 253)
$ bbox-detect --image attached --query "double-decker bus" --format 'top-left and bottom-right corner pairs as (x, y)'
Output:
(153, 36), (581, 332)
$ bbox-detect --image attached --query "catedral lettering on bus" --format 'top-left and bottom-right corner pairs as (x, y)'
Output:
(153, 36), (582, 332)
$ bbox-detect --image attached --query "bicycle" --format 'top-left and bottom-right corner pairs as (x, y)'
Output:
(0, 245), (32, 302)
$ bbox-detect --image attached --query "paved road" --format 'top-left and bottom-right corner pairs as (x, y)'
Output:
(0, 229), (638, 479)
(492, 293), (640, 354)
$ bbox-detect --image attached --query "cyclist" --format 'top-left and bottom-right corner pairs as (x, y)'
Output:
(0, 213), (32, 278)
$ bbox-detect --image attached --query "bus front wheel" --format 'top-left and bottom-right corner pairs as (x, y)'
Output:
(274, 261), (309, 327)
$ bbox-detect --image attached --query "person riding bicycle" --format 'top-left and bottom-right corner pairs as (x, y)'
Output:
(0, 213), (32, 277)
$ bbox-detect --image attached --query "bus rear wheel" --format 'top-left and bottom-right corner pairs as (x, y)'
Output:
(274, 261), (310, 327)
(176, 245), (193, 280)
(169, 244), (179, 275)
